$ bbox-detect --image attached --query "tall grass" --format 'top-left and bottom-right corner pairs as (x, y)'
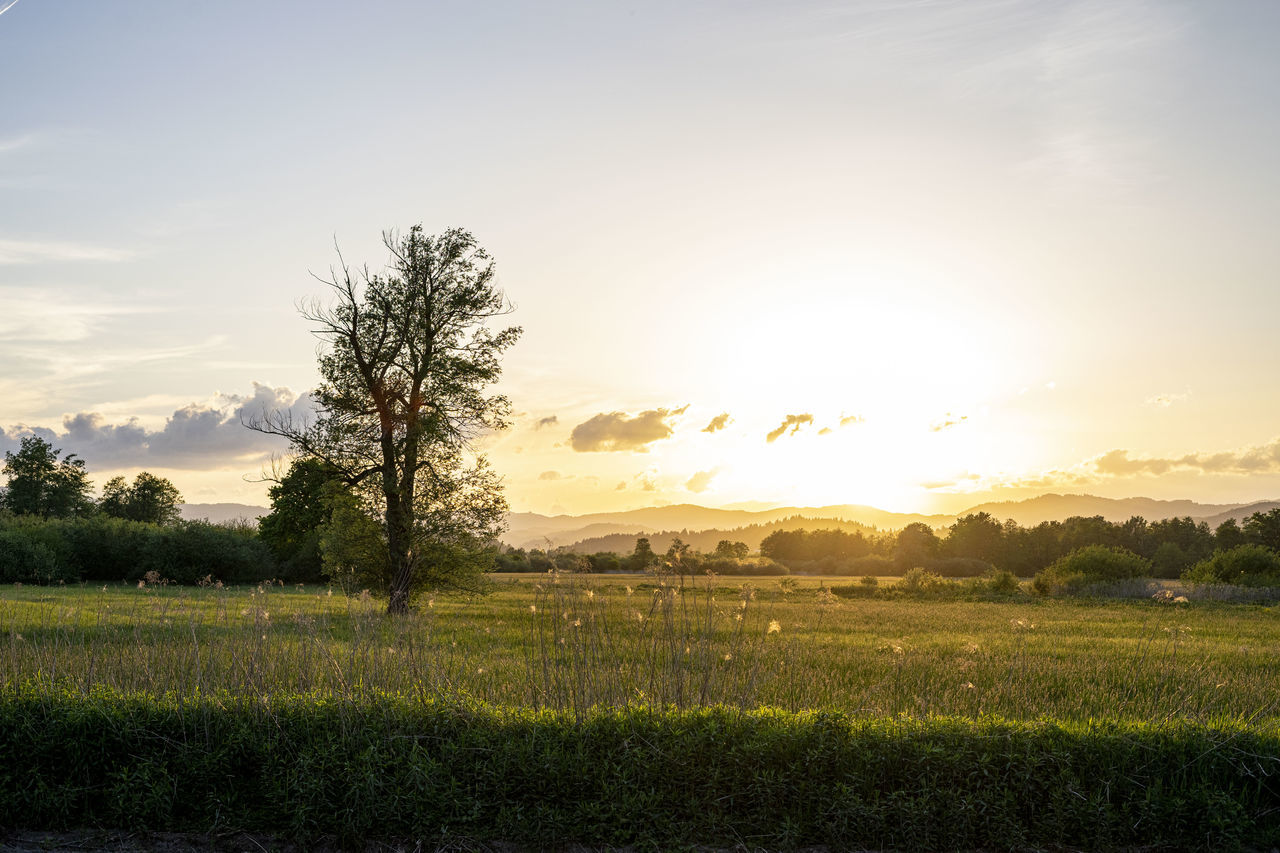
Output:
(3, 575), (1278, 724)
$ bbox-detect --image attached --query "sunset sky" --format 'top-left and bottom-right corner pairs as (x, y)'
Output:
(3, 1), (1279, 516)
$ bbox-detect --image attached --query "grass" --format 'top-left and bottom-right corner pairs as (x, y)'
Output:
(3, 574), (1279, 849)
(3, 573), (1278, 724)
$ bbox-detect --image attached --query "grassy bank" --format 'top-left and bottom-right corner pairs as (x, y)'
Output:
(2, 687), (1277, 849)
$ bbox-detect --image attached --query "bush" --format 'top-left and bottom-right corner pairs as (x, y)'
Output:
(139, 520), (274, 585)
(895, 567), (951, 597)
(0, 528), (70, 584)
(1183, 545), (1280, 588)
(973, 568), (1022, 596)
(1033, 546), (1150, 596)
(701, 556), (788, 576)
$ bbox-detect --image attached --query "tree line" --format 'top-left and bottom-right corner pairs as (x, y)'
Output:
(758, 510), (1280, 579)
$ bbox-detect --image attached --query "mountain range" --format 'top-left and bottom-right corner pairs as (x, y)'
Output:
(179, 494), (1280, 553)
(504, 494), (1280, 552)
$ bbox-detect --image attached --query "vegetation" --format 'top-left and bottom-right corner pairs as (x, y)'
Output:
(248, 226), (520, 613)
(1, 436), (93, 519)
(1184, 543), (1280, 587)
(2, 574), (1279, 847)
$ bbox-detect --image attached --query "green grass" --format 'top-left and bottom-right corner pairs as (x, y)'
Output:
(4, 575), (1279, 849)
(3, 574), (1278, 724)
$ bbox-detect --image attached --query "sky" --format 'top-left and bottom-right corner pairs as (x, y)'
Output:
(2, 0), (1279, 517)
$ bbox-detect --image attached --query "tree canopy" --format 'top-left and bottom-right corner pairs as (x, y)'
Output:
(249, 225), (520, 613)
(98, 471), (183, 525)
(1, 436), (93, 519)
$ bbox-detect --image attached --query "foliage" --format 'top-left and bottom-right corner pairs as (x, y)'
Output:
(1033, 545), (1152, 595)
(1, 435), (93, 519)
(1244, 508), (1280, 551)
(249, 226), (520, 613)
(0, 527), (68, 583)
(1, 687), (1275, 850)
(98, 472), (183, 525)
(257, 458), (344, 582)
(625, 537), (658, 571)
(1183, 544), (1280, 587)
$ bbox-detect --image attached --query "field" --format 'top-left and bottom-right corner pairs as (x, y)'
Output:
(3, 574), (1279, 849)
(4, 574), (1278, 722)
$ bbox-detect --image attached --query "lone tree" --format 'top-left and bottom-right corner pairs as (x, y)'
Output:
(250, 225), (521, 613)
(99, 471), (183, 525)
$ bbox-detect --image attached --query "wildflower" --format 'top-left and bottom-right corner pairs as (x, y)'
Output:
(529, 604), (537, 614)
(767, 619), (781, 634)
(585, 589), (594, 600)
(572, 619), (582, 628)
(735, 613), (743, 622)
(963, 681), (975, 689)
(625, 585), (633, 596)
(1174, 595), (1189, 604)
(723, 653), (732, 661)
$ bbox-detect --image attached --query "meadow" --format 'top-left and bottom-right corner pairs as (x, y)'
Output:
(3, 574), (1279, 848)
(3, 573), (1278, 722)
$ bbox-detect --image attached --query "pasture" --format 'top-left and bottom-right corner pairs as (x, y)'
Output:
(4, 573), (1277, 724)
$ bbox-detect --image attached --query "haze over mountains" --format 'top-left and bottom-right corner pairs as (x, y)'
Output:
(179, 494), (1280, 553)
(504, 494), (1280, 552)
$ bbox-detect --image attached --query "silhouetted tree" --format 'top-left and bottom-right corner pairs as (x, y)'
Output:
(248, 225), (520, 613)
(98, 472), (183, 525)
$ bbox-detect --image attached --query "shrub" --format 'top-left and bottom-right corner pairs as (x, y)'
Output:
(1033, 545), (1150, 596)
(1183, 544), (1280, 588)
(895, 567), (950, 596)
(973, 568), (1021, 596)
(929, 557), (995, 578)
(140, 520), (274, 585)
(0, 528), (69, 584)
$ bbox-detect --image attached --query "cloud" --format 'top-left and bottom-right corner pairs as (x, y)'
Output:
(702, 413), (732, 433)
(0, 383), (316, 471)
(534, 415), (558, 430)
(685, 469), (719, 493)
(0, 239), (137, 265)
(570, 407), (685, 452)
(1093, 439), (1280, 478)
(818, 427), (832, 435)
(537, 470), (568, 481)
(615, 481), (627, 491)
(930, 413), (968, 432)
(1146, 391), (1189, 409)
(766, 413), (814, 443)
(840, 414), (865, 427)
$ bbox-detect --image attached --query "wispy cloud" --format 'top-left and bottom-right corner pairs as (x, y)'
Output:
(766, 413), (814, 443)
(686, 468), (720, 493)
(1094, 440), (1280, 477)
(0, 238), (138, 265)
(0, 0), (21, 17)
(702, 412), (732, 433)
(570, 406), (687, 452)
(930, 412), (968, 432)
(1146, 390), (1190, 408)
(534, 415), (559, 430)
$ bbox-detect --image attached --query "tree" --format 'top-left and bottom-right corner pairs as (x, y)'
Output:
(99, 472), (183, 525)
(713, 539), (749, 560)
(257, 458), (345, 581)
(626, 537), (658, 571)
(1, 436), (93, 518)
(1243, 508), (1280, 552)
(895, 522), (940, 569)
(249, 226), (520, 613)
(944, 512), (1004, 565)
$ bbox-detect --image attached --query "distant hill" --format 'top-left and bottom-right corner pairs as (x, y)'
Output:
(504, 503), (948, 550)
(179, 503), (268, 525)
(505, 493), (1280, 553)
(1197, 501), (1280, 529)
(955, 494), (1243, 527)
(565, 516), (878, 556)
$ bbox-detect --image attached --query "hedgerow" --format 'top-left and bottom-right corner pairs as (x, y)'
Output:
(0, 686), (1276, 850)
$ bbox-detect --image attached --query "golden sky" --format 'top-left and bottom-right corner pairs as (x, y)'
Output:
(3, 2), (1279, 514)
